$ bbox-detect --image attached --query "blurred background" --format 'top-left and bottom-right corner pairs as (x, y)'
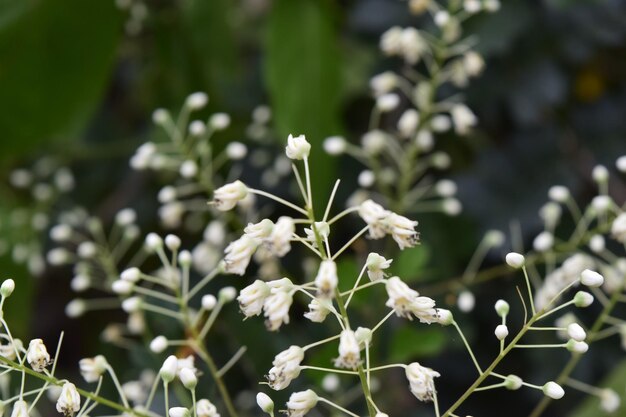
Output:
(1, 0), (626, 416)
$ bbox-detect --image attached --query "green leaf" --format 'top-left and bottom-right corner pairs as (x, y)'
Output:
(388, 326), (447, 362)
(390, 245), (430, 282)
(265, 0), (343, 203)
(0, 0), (122, 159)
(568, 359), (626, 417)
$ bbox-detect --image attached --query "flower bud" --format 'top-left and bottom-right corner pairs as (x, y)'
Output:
(121, 268), (141, 283)
(160, 355), (178, 382)
(434, 309), (454, 326)
(457, 291), (475, 313)
(495, 324), (509, 340)
(202, 295), (217, 310)
(580, 269), (604, 287)
(323, 136), (346, 155)
(219, 287), (237, 303)
(145, 233), (163, 251)
(566, 339), (589, 353)
(495, 299), (509, 317)
(186, 92), (208, 110)
(179, 250), (192, 267)
(112, 280), (133, 295)
(548, 185), (569, 202)
(543, 382), (565, 399)
(56, 382), (81, 416)
(504, 374), (522, 390)
(121, 297), (142, 313)
(150, 336), (168, 353)
(567, 323), (586, 342)
(574, 291), (594, 308)
(1, 279), (15, 298)
(285, 134), (311, 160)
(592, 165), (609, 183)
(179, 367), (197, 390)
(169, 407), (191, 417)
(65, 299), (87, 318)
(165, 234), (181, 251)
(505, 252), (525, 268)
(256, 392), (274, 414)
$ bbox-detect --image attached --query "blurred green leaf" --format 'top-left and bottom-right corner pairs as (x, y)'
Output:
(568, 359), (626, 417)
(0, 0), (122, 159)
(388, 326), (446, 362)
(390, 245), (430, 282)
(265, 0), (343, 204)
(336, 257), (359, 292)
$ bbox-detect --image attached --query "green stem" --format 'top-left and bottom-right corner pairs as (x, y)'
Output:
(0, 355), (149, 417)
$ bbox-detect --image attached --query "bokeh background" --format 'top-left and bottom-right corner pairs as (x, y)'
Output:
(1, 0), (626, 416)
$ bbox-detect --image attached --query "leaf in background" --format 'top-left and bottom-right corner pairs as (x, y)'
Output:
(0, 0), (122, 160)
(388, 326), (446, 362)
(265, 0), (343, 204)
(568, 359), (626, 417)
(390, 244), (430, 282)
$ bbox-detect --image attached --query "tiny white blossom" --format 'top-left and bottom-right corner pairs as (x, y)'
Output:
(334, 330), (361, 370)
(611, 213), (626, 243)
(256, 393), (274, 414)
(1, 279), (15, 298)
(543, 382), (565, 399)
(304, 298), (331, 323)
(376, 93), (400, 112)
(505, 252), (525, 268)
(11, 400), (29, 417)
(370, 72), (397, 96)
(27, 339), (51, 372)
(366, 253), (392, 281)
(196, 399), (220, 417)
(580, 269), (604, 287)
(212, 181), (248, 211)
(56, 382), (80, 416)
(457, 291), (475, 313)
(169, 408), (191, 417)
(285, 134), (311, 160)
(150, 336), (169, 353)
(79, 355), (108, 383)
(405, 362), (440, 402)
(314, 260), (338, 298)
(263, 278), (294, 331)
(600, 389), (620, 413)
(267, 346), (304, 390)
(533, 231), (554, 252)
(226, 142), (247, 160)
(450, 104), (477, 135)
(224, 235), (258, 276)
(495, 324), (509, 340)
(398, 109), (420, 138)
(285, 390), (318, 417)
(238, 280), (271, 318)
(209, 113), (231, 130)
(245, 219), (274, 240)
(186, 92), (208, 110)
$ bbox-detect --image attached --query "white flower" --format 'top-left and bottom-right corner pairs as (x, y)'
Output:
(505, 252), (525, 268)
(150, 336), (168, 353)
(495, 325), (509, 340)
(358, 170), (375, 188)
(304, 298), (331, 323)
(600, 389), (620, 413)
(457, 291), (475, 313)
(226, 141), (247, 160)
(209, 113), (231, 130)
(386, 213), (420, 249)
(533, 231), (554, 252)
(376, 93), (400, 112)
(405, 362), (440, 402)
(160, 355), (178, 382)
(385, 277), (437, 323)
(334, 330), (361, 370)
(323, 136), (347, 155)
(370, 72), (397, 96)
(366, 253), (392, 281)
(285, 134), (311, 160)
(176, 355), (198, 379)
(361, 130), (387, 155)
(186, 92), (208, 110)
(380, 26), (403, 56)
(450, 104), (477, 135)
(285, 390), (318, 417)
(266, 216), (294, 257)
(56, 382), (80, 416)
(464, 51), (484, 76)
(543, 382), (564, 400)
(79, 355), (108, 383)
(224, 235), (258, 275)
(180, 160), (198, 178)
(358, 200), (389, 238)
(245, 219), (274, 240)
(211, 181), (248, 211)
(196, 399), (220, 417)
(179, 367), (198, 390)
(238, 280), (271, 318)
(1, 279), (15, 298)
(263, 279), (294, 331)
(580, 269), (604, 287)
(304, 222), (330, 248)
(267, 346), (304, 390)
(314, 260), (338, 298)
(169, 407), (191, 417)
(256, 393), (274, 414)
(398, 109), (420, 138)
(27, 339), (51, 372)
(11, 401), (29, 417)
(400, 28), (427, 64)
(611, 213), (626, 243)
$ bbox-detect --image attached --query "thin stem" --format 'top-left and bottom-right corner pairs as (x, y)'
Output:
(521, 266), (536, 316)
(187, 265), (223, 301)
(217, 346), (247, 378)
(247, 188), (308, 215)
(323, 180), (341, 222)
(106, 363), (130, 408)
(331, 226), (370, 261)
(318, 397), (361, 417)
(345, 264), (368, 308)
(300, 366), (359, 375)
(452, 321), (482, 374)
